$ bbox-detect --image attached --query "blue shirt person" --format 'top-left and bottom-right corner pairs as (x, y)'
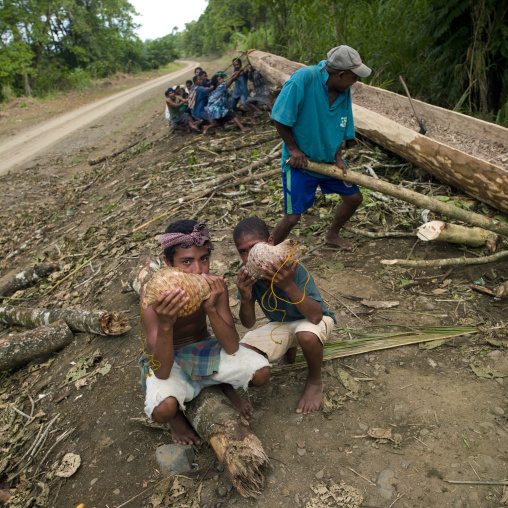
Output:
(229, 58), (250, 111)
(271, 46), (372, 251)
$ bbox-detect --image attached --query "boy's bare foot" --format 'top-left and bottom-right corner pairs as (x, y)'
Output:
(296, 378), (324, 415)
(221, 384), (253, 419)
(168, 411), (201, 445)
(323, 233), (354, 251)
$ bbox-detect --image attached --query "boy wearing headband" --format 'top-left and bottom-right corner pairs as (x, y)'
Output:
(141, 219), (269, 445)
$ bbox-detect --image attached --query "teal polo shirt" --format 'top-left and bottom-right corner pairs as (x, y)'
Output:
(271, 60), (356, 177)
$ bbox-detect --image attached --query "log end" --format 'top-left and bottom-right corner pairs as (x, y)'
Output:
(222, 434), (270, 498)
(99, 312), (131, 336)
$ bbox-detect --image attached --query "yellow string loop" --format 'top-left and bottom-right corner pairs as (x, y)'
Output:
(259, 242), (310, 344)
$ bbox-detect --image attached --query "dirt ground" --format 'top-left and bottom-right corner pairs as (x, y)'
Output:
(0, 64), (507, 508)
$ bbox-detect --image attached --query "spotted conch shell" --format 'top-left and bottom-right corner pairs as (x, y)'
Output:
(245, 239), (302, 278)
(141, 267), (211, 315)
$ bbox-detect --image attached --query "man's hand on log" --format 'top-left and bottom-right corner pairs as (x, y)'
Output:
(334, 153), (348, 177)
(288, 147), (308, 169)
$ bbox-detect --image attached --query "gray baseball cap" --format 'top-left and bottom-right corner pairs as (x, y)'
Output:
(326, 46), (372, 78)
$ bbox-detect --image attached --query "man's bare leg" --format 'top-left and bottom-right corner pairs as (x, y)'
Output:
(152, 397), (201, 445)
(220, 383), (253, 419)
(324, 192), (362, 250)
(272, 213), (301, 245)
(232, 117), (251, 133)
(295, 331), (323, 414)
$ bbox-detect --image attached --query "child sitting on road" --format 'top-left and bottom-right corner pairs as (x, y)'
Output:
(141, 219), (269, 444)
(233, 217), (336, 414)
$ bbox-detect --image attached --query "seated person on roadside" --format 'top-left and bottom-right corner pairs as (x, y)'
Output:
(202, 72), (251, 135)
(189, 74), (210, 127)
(233, 217), (336, 415)
(194, 66), (203, 76)
(246, 68), (272, 114)
(165, 87), (191, 132)
(228, 58), (250, 112)
(185, 80), (193, 94)
(141, 219), (270, 445)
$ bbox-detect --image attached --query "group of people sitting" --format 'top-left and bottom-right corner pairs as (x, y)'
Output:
(164, 59), (272, 135)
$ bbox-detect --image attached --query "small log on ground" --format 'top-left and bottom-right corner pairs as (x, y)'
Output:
(0, 305), (130, 336)
(417, 221), (501, 252)
(130, 264), (269, 498)
(0, 262), (63, 297)
(303, 161), (508, 238)
(381, 249), (508, 267)
(0, 319), (73, 371)
(185, 387), (269, 498)
(87, 142), (138, 165)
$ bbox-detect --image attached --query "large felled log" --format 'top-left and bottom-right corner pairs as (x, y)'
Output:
(130, 261), (269, 498)
(303, 160), (508, 238)
(0, 320), (73, 371)
(0, 305), (130, 336)
(0, 262), (63, 297)
(247, 50), (508, 214)
(417, 221), (501, 252)
(185, 387), (269, 498)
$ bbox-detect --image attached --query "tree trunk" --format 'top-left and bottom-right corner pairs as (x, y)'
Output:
(185, 387), (269, 498)
(0, 262), (63, 297)
(130, 264), (269, 498)
(0, 305), (130, 336)
(303, 160), (508, 237)
(0, 320), (73, 371)
(417, 221), (501, 252)
(246, 50), (508, 214)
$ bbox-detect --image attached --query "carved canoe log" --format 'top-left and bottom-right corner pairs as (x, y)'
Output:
(247, 50), (508, 214)
(0, 320), (73, 371)
(0, 305), (130, 336)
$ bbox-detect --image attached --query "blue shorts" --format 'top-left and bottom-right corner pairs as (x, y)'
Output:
(282, 166), (360, 215)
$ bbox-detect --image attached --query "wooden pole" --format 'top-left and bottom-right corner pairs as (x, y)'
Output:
(0, 305), (130, 336)
(303, 160), (508, 238)
(0, 320), (73, 371)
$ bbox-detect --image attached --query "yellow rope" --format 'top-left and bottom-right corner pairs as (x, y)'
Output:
(259, 242), (310, 344)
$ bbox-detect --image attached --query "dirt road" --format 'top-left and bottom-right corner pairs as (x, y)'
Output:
(0, 60), (197, 175)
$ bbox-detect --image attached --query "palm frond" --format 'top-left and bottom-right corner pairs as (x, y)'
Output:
(272, 325), (477, 374)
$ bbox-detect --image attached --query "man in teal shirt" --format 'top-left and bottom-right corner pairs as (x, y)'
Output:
(271, 46), (371, 250)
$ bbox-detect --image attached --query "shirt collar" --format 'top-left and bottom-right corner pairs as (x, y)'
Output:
(317, 60), (329, 86)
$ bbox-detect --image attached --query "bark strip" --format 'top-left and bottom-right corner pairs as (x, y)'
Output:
(0, 320), (73, 371)
(381, 250), (508, 267)
(0, 262), (63, 297)
(0, 305), (130, 336)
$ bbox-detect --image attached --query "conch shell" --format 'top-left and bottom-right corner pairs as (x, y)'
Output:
(141, 267), (211, 315)
(245, 239), (302, 278)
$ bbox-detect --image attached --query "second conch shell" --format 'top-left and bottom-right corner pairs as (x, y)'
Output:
(141, 267), (211, 316)
(245, 239), (302, 278)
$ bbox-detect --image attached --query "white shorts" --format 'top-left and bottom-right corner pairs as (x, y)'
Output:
(144, 346), (269, 417)
(240, 316), (334, 363)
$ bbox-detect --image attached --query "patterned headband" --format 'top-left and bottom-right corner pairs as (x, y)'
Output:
(160, 221), (214, 251)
